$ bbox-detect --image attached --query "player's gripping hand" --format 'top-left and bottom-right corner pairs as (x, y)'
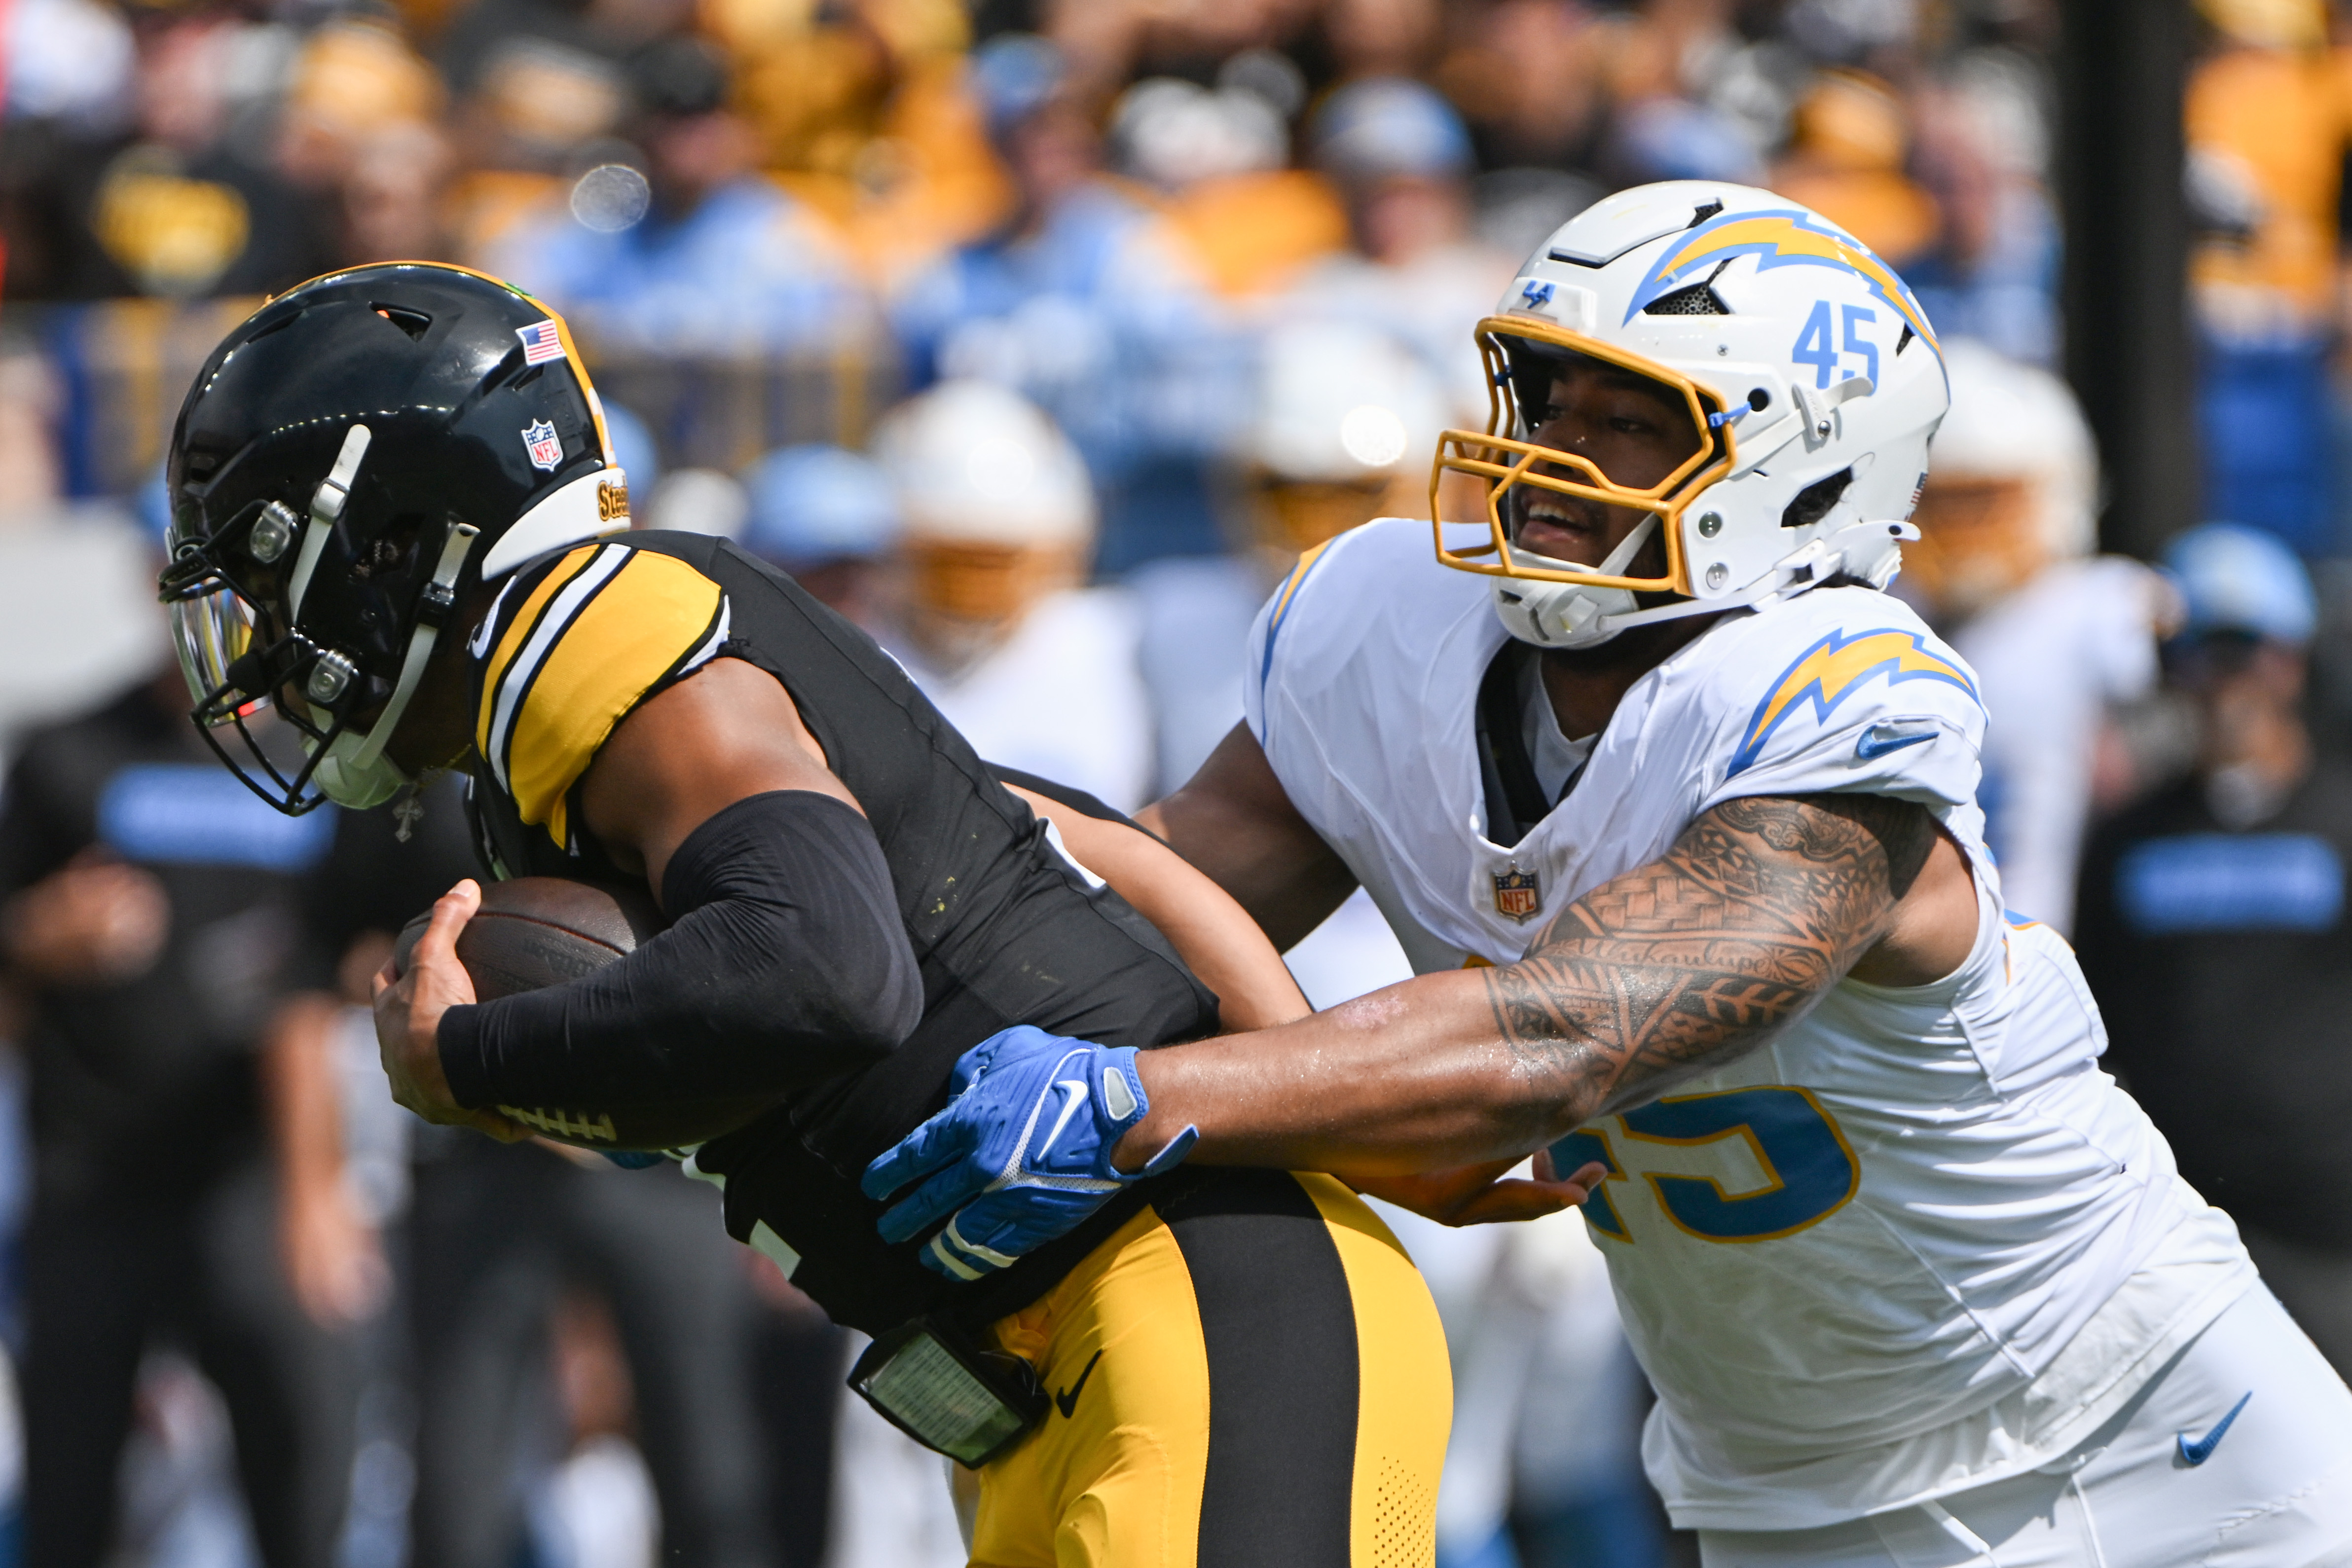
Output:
(861, 1025), (1198, 1280)
(1348, 1149), (1610, 1227)
(372, 880), (527, 1144)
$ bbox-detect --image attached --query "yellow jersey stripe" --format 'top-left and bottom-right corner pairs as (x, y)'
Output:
(484, 544), (629, 794)
(1257, 536), (1339, 691)
(504, 550), (726, 845)
(1271, 538), (1335, 627)
(476, 544), (604, 763)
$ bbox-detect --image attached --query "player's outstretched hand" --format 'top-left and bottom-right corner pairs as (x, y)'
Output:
(1350, 1147), (1610, 1227)
(372, 880), (526, 1143)
(861, 1025), (1199, 1280)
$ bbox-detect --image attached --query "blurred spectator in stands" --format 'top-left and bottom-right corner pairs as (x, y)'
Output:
(890, 34), (1231, 574)
(0, 666), (359, 1568)
(275, 20), (446, 215)
(487, 36), (871, 358)
(0, 0), (133, 293)
(3, 5), (336, 299)
(1605, 91), (1765, 188)
(874, 379), (1152, 809)
(1906, 43), (2061, 364)
(436, 0), (682, 110)
(1111, 66), (1346, 301)
(339, 122), (459, 265)
(1901, 340), (2168, 935)
(272, 19), (459, 270)
(717, 0), (1008, 291)
(2184, 0), (2350, 554)
(2075, 524), (2352, 1379)
(1043, 0), (1324, 116)
(0, 340), (65, 523)
(440, 25), (628, 259)
(1434, 2), (1615, 174)
(739, 443), (905, 635)
(1325, 0), (1442, 82)
(1768, 70), (1937, 268)
(1282, 77), (1512, 423)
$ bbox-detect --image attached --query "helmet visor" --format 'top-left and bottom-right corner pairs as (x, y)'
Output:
(167, 583), (263, 723)
(1431, 316), (1733, 595)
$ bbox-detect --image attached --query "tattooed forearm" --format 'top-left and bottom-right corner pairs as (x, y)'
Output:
(1484, 792), (1937, 1122)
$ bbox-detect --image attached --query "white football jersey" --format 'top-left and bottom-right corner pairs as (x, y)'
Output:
(892, 586), (1154, 813)
(1246, 519), (2254, 1529)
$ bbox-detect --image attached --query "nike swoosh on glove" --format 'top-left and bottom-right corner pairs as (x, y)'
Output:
(860, 1025), (1198, 1280)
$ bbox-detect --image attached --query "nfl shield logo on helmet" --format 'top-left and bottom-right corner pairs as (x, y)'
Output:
(521, 420), (562, 471)
(1493, 864), (1542, 923)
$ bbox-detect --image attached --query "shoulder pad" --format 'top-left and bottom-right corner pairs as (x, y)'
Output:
(472, 541), (729, 848)
(1705, 589), (1983, 810)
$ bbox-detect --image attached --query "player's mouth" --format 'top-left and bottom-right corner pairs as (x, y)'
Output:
(1513, 492), (1619, 567)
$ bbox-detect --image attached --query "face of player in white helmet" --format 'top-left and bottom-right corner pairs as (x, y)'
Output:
(1508, 352), (1706, 580)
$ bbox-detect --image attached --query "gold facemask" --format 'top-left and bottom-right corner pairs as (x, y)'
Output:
(1430, 315), (1735, 596)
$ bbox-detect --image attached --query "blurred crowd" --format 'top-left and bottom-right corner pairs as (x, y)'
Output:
(5, 0), (2352, 1567)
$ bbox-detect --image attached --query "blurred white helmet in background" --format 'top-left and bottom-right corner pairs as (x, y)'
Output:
(640, 468), (748, 539)
(1904, 336), (2097, 618)
(1251, 321), (1449, 482)
(871, 380), (1097, 663)
(872, 378), (1096, 549)
(1242, 320), (1449, 566)
(1431, 180), (1951, 649)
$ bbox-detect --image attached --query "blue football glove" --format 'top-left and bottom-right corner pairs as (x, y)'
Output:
(860, 1025), (1198, 1280)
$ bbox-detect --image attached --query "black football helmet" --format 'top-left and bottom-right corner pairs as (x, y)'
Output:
(157, 262), (631, 814)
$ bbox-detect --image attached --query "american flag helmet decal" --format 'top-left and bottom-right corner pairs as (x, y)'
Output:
(516, 321), (564, 366)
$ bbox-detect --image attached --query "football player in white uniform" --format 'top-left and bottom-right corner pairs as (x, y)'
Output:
(867, 182), (2352, 1566)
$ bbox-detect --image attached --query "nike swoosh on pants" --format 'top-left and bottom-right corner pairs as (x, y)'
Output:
(2177, 1390), (2253, 1466)
(1054, 1349), (1103, 1418)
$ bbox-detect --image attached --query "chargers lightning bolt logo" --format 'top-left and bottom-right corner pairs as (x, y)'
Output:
(1626, 210), (1942, 370)
(1728, 628), (1976, 776)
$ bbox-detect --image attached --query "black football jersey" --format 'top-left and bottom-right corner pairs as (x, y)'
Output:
(459, 530), (1218, 1333)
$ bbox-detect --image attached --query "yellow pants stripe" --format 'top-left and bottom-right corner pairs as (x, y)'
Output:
(971, 1170), (1449, 1568)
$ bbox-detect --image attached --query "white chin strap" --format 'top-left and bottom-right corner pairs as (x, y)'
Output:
(1493, 515), (1920, 650)
(1491, 514), (1657, 649)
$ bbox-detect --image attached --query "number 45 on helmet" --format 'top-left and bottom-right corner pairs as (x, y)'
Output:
(1415, 181), (1951, 651)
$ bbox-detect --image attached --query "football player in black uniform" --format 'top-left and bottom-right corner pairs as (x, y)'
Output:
(157, 263), (1450, 1566)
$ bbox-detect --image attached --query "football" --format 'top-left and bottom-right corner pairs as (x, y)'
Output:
(393, 877), (777, 1151)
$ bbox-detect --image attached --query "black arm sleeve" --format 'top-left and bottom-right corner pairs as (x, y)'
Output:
(436, 790), (922, 1110)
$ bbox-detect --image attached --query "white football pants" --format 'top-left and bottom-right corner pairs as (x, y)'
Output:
(1699, 1283), (2352, 1568)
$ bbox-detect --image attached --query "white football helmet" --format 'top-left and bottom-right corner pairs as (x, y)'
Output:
(1902, 337), (2097, 618)
(871, 380), (1097, 664)
(1243, 320), (1450, 561)
(1427, 181), (1951, 648)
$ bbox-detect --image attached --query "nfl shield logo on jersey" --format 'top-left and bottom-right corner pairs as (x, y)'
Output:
(521, 420), (562, 471)
(1493, 864), (1542, 923)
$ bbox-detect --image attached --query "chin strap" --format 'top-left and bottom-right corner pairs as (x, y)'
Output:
(341, 518), (481, 774)
(287, 424), (373, 621)
(1589, 518), (1922, 638)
